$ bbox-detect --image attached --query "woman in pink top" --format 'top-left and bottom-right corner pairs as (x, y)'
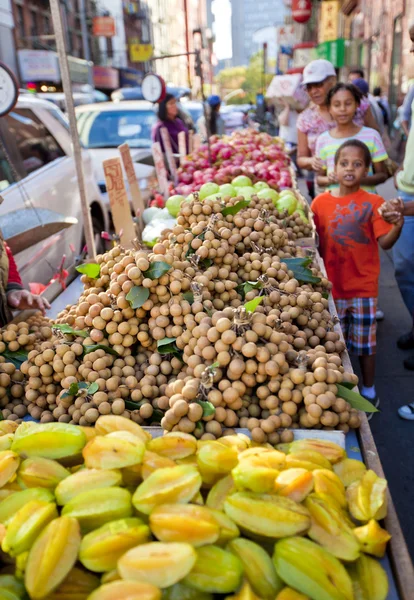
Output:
(297, 60), (378, 177)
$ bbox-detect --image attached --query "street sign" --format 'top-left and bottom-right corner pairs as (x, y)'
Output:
(317, 39), (345, 68)
(92, 16), (116, 37)
(129, 43), (153, 63)
(292, 0), (312, 24)
(103, 157), (136, 247)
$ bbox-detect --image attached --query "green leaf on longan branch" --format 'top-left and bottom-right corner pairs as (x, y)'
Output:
(76, 263), (101, 279)
(336, 383), (379, 413)
(282, 257), (321, 285)
(52, 324), (89, 338)
(87, 382), (99, 395)
(182, 291), (194, 304)
(157, 337), (180, 356)
(126, 286), (150, 309)
(83, 345), (119, 357)
(244, 280), (263, 295)
(0, 411), (4, 421)
(244, 296), (263, 313)
(1, 350), (28, 368)
(149, 409), (164, 424)
(143, 261), (171, 280)
(195, 400), (216, 418)
(221, 200), (250, 217)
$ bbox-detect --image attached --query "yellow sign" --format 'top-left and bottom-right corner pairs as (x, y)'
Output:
(129, 43), (153, 63)
(319, 1), (340, 43)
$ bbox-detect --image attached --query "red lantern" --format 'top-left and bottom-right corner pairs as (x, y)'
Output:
(291, 0), (312, 23)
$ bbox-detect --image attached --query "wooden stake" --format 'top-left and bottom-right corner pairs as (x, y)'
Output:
(119, 143), (145, 237)
(188, 130), (194, 153)
(103, 158), (136, 248)
(193, 133), (201, 151)
(49, 0), (96, 258)
(160, 127), (178, 185)
(178, 131), (187, 166)
(152, 142), (170, 199)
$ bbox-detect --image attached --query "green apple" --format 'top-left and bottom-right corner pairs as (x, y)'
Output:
(276, 196), (297, 215)
(204, 193), (223, 202)
(232, 175), (253, 188)
(257, 188), (279, 205)
(279, 189), (296, 199)
(254, 181), (270, 190)
(237, 186), (256, 200)
(219, 183), (236, 197)
(166, 195), (185, 217)
(199, 182), (220, 200)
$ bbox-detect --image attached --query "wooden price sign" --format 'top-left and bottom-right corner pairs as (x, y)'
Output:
(193, 133), (201, 151)
(160, 127), (178, 185)
(188, 130), (194, 154)
(178, 131), (187, 165)
(119, 143), (144, 235)
(152, 141), (170, 199)
(103, 157), (136, 247)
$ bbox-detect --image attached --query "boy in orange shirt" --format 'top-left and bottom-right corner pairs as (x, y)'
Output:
(312, 140), (403, 408)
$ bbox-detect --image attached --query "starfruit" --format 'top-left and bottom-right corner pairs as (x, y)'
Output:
(150, 504), (219, 546)
(228, 538), (283, 599)
(225, 580), (263, 600)
(313, 469), (346, 508)
(0, 452), (20, 488)
(289, 439), (345, 464)
(183, 545), (243, 594)
(218, 435), (249, 453)
(276, 588), (310, 600)
(273, 537), (354, 600)
(0, 421), (19, 435)
(305, 494), (360, 561)
(163, 582), (212, 599)
(0, 434), (14, 451)
(78, 426), (98, 442)
(334, 459), (367, 488)
(232, 460), (279, 494)
(141, 451), (176, 480)
(132, 465), (201, 515)
(274, 469), (314, 503)
(40, 567), (100, 600)
(25, 516), (81, 599)
(239, 449), (286, 470)
(62, 487), (132, 531)
(79, 517), (150, 572)
(0, 487), (54, 525)
(118, 541), (197, 588)
(88, 580), (161, 600)
(55, 468), (122, 505)
(224, 492), (310, 538)
(94, 415), (151, 443)
(197, 442), (239, 485)
(347, 554), (389, 600)
(208, 508), (240, 545)
(2, 500), (58, 556)
(17, 457), (70, 490)
(346, 470), (388, 522)
(148, 432), (198, 460)
(12, 423), (86, 460)
(353, 520), (391, 558)
(285, 451), (332, 472)
(276, 443), (292, 454)
(206, 475), (235, 511)
(83, 433), (145, 470)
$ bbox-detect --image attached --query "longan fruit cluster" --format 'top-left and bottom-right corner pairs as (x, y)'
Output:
(0, 315), (53, 354)
(0, 361), (26, 421)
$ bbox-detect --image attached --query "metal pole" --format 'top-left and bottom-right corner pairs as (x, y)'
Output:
(79, 0), (94, 87)
(49, 0), (97, 258)
(183, 0), (191, 88)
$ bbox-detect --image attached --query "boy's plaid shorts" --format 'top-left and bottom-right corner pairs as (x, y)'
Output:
(335, 298), (377, 356)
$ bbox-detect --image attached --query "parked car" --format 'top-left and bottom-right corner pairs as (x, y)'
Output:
(0, 94), (108, 292)
(181, 100), (204, 131)
(36, 91), (109, 112)
(75, 101), (158, 207)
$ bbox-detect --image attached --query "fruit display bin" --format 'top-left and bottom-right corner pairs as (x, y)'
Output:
(317, 253), (414, 600)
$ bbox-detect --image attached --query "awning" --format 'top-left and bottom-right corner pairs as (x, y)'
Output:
(341, 0), (358, 16)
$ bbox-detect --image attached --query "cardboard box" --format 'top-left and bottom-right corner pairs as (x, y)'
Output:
(266, 74), (309, 110)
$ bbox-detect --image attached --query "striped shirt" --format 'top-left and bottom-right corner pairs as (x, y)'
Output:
(315, 127), (388, 193)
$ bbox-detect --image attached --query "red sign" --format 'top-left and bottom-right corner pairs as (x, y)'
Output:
(93, 16), (116, 37)
(93, 66), (119, 89)
(291, 0), (312, 23)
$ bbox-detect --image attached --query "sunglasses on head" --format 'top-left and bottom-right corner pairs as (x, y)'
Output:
(305, 78), (330, 91)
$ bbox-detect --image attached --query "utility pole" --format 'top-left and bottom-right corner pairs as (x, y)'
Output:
(79, 0), (94, 87)
(183, 0), (191, 88)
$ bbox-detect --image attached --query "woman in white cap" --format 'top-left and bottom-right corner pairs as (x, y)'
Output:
(297, 59), (379, 195)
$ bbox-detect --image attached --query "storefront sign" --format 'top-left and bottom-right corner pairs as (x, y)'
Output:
(68, 56), (90, 84)
(93, 16), (116, 37)
(119, 67), (144, 87)
(319, 1), (340, 43)
(276, 25), (296, 47)
(291, 0), (312, 24)
(317, 39), (345, 68)
(129, 43), (153, 63)
(18, 50), (60, 82)
(93, 66), (119, 89)
(293, 43), (316, 69)
(103, 157), (136, 247)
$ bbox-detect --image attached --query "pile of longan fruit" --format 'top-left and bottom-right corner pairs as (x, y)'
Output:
(0, 314), (53, 354)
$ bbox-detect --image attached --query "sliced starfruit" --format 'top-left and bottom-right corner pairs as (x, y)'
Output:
(289, 439), (345, 464)
(62, 487), (132, 531)
(197, 442), (239, 485)
(55, 468), (122, 505)
(313, 469), (346, 508)
(347, 554), (389, 600)
(141, 451), (176, 480)
(0, 452), (20, 488)
(83, 433), (145, 470)
(12, 423), (86, 460)
(17, 457), (70, 490)
(334, 458), (367, 488)
(2, 500), (58, 556)
(149, 504), (219, 547)
(353, 519), (391, 558)
(183, 545), (243, 594)
(206, 475), (235, 511)
(0, 487), (54, 525)
(147, 432), (197, 460)
(285, 451), (332, 472)
(94, 415), (150, 443)
(87, 580), (161, 600)
(346, 470), (388, 522)
(274, 468), (314, 503)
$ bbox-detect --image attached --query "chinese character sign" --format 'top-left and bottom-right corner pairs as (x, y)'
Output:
(319, 1), (340, 43)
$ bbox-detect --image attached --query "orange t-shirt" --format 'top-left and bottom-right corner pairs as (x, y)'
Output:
(311, 190), (392, 299)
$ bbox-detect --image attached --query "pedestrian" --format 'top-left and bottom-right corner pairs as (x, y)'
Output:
(315, 83), (388, 193)
(0, 223), (49, 327)
(348, 67), (364, 83)
(278, 98), (300, 154)
(152, 93), (189, 156)
(401, 83), (414, 137)
(197, 95), (225, 141)
(311, 140), (403, 410)
(352, 78), (385, 136)
(297, 60), (379, 198)
(373, 87), (391, 130)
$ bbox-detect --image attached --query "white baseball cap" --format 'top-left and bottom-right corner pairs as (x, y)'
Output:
(302, 59), (336, 85)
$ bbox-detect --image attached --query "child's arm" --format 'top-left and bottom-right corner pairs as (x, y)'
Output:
(377, 220), (404, 250)
(316, 172), (338, 187)
(360, 161), (388, 186)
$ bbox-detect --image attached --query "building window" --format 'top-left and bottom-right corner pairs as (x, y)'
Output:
(44, 15), (50, 35)
(16, 6), (25, 39)
(30, 10), (38, 39)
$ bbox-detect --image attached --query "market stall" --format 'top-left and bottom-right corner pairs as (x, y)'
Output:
(0, 129), (412, 599)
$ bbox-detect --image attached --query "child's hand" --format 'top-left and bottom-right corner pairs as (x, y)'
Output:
(328, 172), (338, 184)
(379, 199), (404, 224)
(311, 157), (325, 173)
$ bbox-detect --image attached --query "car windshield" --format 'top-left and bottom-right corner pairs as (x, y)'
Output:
(186, 105), (204, 123)
(77, 109), (156, 148)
